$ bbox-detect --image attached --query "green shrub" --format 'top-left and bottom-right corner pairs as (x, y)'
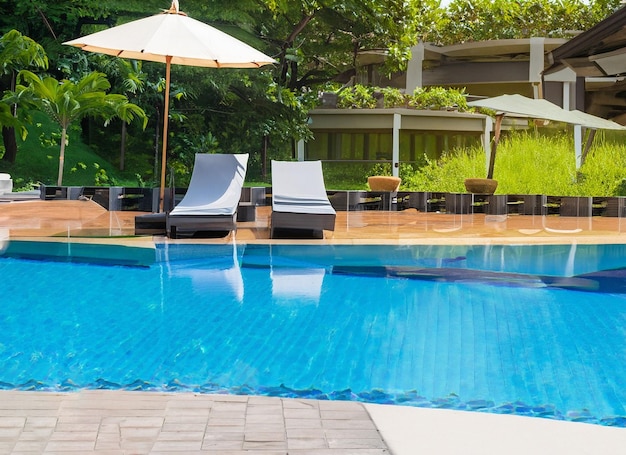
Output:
(577, 136), (626, 196)
(380, 87), (407, 108)
(403, 149), (485, 193)
(409, 87), (469, 112)
(401, 130), (626, 196)
(337, 85), (377, 109)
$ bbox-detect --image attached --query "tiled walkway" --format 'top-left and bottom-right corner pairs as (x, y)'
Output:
(0, 391), (388, 454)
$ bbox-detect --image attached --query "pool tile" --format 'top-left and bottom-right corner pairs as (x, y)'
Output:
(320, 410), (371, 420)
(0, 417), (25, 427)
(44, 440), (97, 451)
(164, 416), (209, 424)
(0, 443), (15, 453)
(246, 414), (285, 424)
(285, 418), (323, 429)
(286, 428), (326, 438)
(244, 424), (286, 433)
(283, 399), (320, 409)
(48, 430), (99, 441)
(0, 427), (21, 438)
(157, 430), (205, 441)
(201, 438), (245, 449)
(205, 424), (245, 433)
(16, 429), (54, 440)
(284, 408), (322, 419)
(12, 440), (47, 452)
(321, 419), (377, 430)
(243, 440), (288, 449)
(120, 427), (161, 439)
(94, 439), (121, 450)
(247, 404), (283, 414)
(161, 422), (206, 432)
(245, 431), (286, 442)
(151, 439), (203, 451)
(327, 438), (388, 449)
(207, 417), (246, 427)
(325, 429), (383, 439)
(288, 437), (329, 449)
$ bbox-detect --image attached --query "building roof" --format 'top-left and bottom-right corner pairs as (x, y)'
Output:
(546, 7), (626, 77)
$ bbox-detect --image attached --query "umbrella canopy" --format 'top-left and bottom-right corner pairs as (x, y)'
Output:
(64, 0), (275, 211)
(467, 94), (626, 178)
(468, 94), (626, 130)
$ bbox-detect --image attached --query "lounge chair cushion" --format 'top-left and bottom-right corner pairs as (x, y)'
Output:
(170, 153), (248, 216)
(271, 161), (336, 216)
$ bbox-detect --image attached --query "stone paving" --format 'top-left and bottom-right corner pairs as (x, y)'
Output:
(0, 390), (389, 454)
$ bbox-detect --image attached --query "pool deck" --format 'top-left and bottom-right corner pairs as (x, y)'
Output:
(1, 199), (626, 454)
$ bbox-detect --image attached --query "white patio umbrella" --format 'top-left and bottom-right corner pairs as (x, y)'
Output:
(64, 0), (275, 211)
(468, 94), (626, 177)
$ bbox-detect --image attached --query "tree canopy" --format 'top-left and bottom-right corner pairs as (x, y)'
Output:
(0, 0), (624, 184)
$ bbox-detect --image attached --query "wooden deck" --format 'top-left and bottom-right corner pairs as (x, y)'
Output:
(1, 199), (626, 245)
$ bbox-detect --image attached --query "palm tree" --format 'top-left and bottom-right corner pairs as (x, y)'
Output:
(10, 70), (147, 185)
(96, 57), (147, 171)
(0, 29), (48, 163)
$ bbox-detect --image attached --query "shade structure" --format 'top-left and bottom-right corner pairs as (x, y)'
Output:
(64, 0), (275, 211)
(468, 94), (626, 130)
(467, 94), (626, 177)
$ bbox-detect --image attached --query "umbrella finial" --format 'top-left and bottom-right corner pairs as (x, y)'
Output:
(168, 0), (182, 14)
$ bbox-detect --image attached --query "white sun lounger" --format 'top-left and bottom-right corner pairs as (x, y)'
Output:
(270, 160), (336, 238)
(166, 153), (249, 238)
(0, 173), (12, 195)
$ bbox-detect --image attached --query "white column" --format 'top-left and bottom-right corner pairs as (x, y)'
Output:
(392, 113), (401, 177)
(530, 37), (545, 99)
(562, 82), (571, 110)
(296, 139), (305, 161)
(574, 125), (583, 169)
(405, 42), (424, 94)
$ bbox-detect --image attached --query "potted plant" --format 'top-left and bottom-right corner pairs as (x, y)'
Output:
(464, 178), (498, 194)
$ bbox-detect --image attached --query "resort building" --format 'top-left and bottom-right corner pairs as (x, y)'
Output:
(302, 12), (626, 178)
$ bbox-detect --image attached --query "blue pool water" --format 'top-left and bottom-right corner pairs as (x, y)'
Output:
(1, 241), (626, 426)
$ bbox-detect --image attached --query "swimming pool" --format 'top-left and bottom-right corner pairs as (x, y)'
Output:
(1, 241), (625, 426)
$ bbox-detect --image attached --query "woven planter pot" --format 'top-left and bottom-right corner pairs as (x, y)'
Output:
(464, 178), (498, 194)
(368, 176), (401, 192)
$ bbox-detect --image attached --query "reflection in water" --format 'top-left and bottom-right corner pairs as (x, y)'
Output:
(271, 267), (326, 304)
(166, 243), (244, 302)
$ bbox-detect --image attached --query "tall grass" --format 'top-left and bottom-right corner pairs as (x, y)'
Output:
(403, 130), (626, 196)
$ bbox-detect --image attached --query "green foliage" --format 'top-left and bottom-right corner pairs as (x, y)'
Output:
(332, 84), (471, 112)
(439, 0), (623, 45)
(402, 130), (626, 196)
(380, 87), (406, 108)
(403, 149), (485, 193)
(8, 70), (147, 185)
(2, 0), (624, 192)
(92, 162), (117, 186)
(0, 112), (126, 186)
(321, 161), (417, 190)
(337, 85), (377, 109)
(409, 86), (469, 111)
(0, 29), (48, 77)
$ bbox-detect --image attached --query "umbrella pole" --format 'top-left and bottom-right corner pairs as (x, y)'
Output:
(487, 113), (504, 180)
(159, 57), (172, 213)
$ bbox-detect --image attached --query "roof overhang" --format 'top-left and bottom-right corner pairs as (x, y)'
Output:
(546, 7), (626, 77)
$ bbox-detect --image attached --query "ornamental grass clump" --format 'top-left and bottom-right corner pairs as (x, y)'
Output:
(402, 130), (626, 196)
